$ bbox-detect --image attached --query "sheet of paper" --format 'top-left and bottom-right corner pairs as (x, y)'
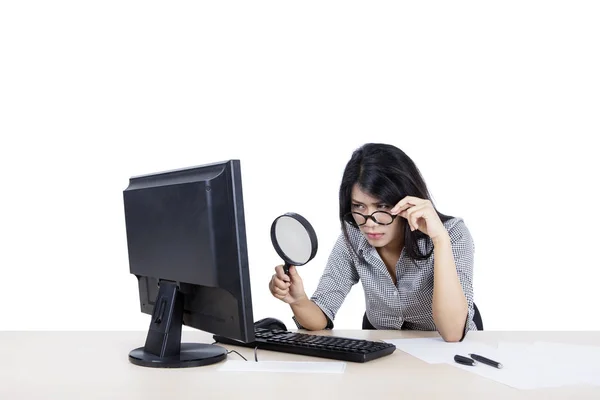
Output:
(384, 338), (600, 389)
(217, 360), (346, 374)
(382, 337), (498, 364)
(532, 341), (600, 386)
(449, 341), (567, 390)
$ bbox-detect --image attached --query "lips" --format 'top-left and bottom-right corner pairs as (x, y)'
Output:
(366, 233), (384, 240)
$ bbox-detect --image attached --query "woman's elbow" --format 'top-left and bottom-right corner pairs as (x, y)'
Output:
(440, 331), (464, 343)
(437, 322), (466, 342)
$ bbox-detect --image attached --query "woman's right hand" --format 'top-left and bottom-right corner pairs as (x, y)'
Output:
(269, 265), (307, 305)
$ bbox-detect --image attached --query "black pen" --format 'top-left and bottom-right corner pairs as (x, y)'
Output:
(469, 353), (503, 369)
(454, 354), (475, 366)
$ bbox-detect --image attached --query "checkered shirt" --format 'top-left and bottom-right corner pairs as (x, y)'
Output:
(295, 217), (477, 336)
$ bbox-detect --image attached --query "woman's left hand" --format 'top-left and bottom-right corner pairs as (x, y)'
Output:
(390, 196), (448, 241)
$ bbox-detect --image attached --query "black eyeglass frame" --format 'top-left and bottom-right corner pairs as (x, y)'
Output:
(345, 211), (398, 226)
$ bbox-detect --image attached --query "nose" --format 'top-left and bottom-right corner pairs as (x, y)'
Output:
(363, 215), (378, 228)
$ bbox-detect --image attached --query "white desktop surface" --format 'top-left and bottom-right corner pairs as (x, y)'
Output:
(1, 329), (599, 399)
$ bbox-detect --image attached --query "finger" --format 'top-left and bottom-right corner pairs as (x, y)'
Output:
(273, 277), (291, 290)
(288, 265), (299, 277)
(404, 204), (423, 231)
(273, 293), (288, 301)
(269, 279), (289, 298)
(391, 202), (413, 215)
(391, 196), (423, 214)
(408, 205), (427, 231)
(403, 196), (426, 205)
(391, 199), (409, 214)
(272, 285), (289, 297)
(403, 206), (415, 230)
(275, 265), (290, 282)
(269, 278), (274, 293)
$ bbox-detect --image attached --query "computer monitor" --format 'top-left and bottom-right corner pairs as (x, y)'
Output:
(122, 159), (255, 368)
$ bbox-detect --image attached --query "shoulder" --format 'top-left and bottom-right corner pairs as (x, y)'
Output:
(328, 223), (365, 260)
(443, 216), (470, 237)
(441, 216), (475, 252)
(333, 222), (366, 249)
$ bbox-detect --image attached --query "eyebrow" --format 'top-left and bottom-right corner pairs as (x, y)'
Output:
(351, 199), (387, 206)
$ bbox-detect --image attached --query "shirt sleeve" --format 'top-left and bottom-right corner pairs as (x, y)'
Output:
(293, 231), (360, 330)
(445, 218), (476, 341)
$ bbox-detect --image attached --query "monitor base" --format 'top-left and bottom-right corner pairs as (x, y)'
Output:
(129, 343), (227, 368)
(129, 280), (228, 368)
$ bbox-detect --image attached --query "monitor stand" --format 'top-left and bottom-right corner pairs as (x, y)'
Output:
(129, 280), (227, 368)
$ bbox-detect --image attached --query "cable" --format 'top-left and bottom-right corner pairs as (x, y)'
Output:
(226, 350), (247, 361)
(213, 340), (256, 362)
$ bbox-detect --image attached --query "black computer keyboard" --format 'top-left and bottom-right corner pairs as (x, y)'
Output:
(213, 328), (396, 363)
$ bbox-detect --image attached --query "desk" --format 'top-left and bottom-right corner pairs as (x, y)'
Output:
(1, 330), (599, 399)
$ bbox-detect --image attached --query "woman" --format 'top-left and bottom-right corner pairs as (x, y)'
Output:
(268, 143), (477, 342)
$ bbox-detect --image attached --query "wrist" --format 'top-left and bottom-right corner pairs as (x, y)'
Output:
(290, 293), (309, 307)
(432, 232), (451, 247)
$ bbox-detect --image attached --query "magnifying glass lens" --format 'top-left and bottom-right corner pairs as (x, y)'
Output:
(270, 213), (318, 275)
(274, 216), (312, 264)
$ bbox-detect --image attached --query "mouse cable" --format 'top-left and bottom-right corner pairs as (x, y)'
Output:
(226, 350), (248, 361)
(212, 341), (250, 362)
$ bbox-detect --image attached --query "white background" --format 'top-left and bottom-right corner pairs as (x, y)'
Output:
(1, 1), (599, 332)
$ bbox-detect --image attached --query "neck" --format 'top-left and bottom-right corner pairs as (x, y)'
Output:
(376, 223), (405, 260)
(377, 240), (403, 260)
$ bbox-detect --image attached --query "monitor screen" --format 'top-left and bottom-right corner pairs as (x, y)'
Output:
(122, 159), (255, 368)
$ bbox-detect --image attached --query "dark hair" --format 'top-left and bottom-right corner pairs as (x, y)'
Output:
(339, 143), (453, 261)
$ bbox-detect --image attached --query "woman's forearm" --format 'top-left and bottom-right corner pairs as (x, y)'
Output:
(290, 297), (328, 331)
(431, 234), (468, 342)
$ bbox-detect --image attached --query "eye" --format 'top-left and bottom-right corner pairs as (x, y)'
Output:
(378, 204), (390, 210)
(351, 203), (364, 210)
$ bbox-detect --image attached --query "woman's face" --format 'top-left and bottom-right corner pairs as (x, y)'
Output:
(350, 184), (404, 249)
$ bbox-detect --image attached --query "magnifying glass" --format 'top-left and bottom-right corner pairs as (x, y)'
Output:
(270, 212), (318, 275)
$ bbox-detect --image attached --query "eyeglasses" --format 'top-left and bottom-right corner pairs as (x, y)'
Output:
(345, 211), (398, 226)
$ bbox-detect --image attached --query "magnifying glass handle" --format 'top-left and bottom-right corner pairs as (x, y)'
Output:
(283, 262), (291, 276)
